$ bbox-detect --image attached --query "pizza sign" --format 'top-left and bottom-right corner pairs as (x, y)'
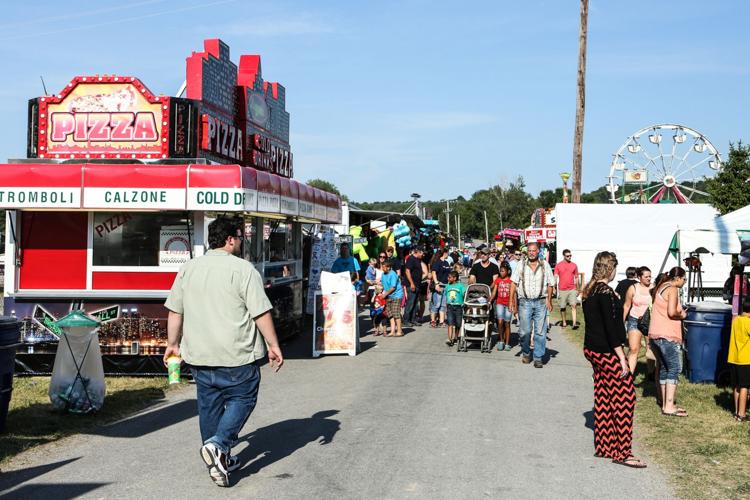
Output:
(35, 76), (169, 159)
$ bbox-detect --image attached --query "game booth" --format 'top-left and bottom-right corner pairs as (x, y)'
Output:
(1, 39), (341, 374)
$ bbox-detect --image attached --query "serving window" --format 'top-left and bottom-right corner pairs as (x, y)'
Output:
(261, 219), (302, 283)
(92, 212), (192, 267)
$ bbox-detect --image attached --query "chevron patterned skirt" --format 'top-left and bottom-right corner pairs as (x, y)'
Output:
(583, 348), (636, 461)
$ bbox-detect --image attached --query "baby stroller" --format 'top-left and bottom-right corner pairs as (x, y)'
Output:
(457, 283), (492, 353)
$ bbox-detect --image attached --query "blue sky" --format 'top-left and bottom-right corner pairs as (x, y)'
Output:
(0, 0), (748, 202)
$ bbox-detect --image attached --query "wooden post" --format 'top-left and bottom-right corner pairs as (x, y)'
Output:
(572, 0), (588, 203)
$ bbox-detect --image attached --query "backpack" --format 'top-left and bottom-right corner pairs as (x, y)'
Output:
(723, 276), (733, 302)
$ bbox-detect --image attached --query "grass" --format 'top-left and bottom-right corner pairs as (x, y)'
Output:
(554, 309), (750, 500)
(0, 377), (186, 464)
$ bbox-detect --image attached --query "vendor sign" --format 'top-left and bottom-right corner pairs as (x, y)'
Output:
(0, 188), (79, 208)
(312, 291), (358, 357)
(525, 228), (545, 242)
(83, 164), (186, 209)
(0, 163), (82, 208)
(34, 77), (168, 160)
(186, 164), (258, 211)
(313, 188), (327, 221)
(256, 171), (280, 213)
(297, 181), (315, 219)
(279, 177), (298, 216)
(159, 226), (192, 266)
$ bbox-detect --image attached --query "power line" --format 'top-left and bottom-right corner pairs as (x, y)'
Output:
(0, 0), (239, 41)
(0, 0), (170, 30)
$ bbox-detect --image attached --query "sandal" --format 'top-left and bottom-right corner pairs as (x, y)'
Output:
(734, 413), (749, 422)
(430, 321), (437, 328)
(613, 457), (647, 468)
(662, 409), (688, 417)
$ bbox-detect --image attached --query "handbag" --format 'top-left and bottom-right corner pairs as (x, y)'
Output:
(637, 307), (651, 335)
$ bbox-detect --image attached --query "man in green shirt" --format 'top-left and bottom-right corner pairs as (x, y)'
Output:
(164, 216), (283, 487)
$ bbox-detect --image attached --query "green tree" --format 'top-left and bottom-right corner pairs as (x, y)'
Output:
(706, 142), (750, 214)
(306, 178), (349, 201)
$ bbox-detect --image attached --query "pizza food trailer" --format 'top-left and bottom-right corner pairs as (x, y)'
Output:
(2, 39), (341, 374)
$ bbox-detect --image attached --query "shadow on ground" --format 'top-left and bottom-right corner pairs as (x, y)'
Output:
(713, 390), (734, 414)
(0, 458), (82, 493)
(233, 410), (341, 482)
(2, 482), (109, 500)
(85, 399), (197, 438)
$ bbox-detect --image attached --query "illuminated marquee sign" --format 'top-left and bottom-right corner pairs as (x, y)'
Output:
(201, 114), (243, 162)
(187, 39), (293, 177)
(33, 77), (169, 159)
(250, 134), (292, 177)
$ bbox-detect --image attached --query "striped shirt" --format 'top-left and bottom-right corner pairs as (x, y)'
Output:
(511, 259), (554, 299)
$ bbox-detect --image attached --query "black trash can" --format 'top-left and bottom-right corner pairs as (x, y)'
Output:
(0, 316), (21, 432)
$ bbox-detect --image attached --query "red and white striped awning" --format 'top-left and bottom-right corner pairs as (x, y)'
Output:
(0, 163), (341, 223)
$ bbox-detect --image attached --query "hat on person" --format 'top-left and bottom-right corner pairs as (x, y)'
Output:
(478, 247), (489, 254)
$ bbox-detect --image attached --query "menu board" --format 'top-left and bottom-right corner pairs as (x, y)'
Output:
(305, 229), (338, 314)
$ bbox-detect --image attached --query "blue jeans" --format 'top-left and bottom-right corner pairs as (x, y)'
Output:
(650, 338), (682, 385)
(518, 298), (548, 361)
(191, 363), (261, 454)
(403, 287), (420, 323)
(430, 291), (446, 313)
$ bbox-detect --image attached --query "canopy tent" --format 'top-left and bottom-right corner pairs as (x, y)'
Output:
(716, 205), (750, 233)
(667, 229), (741, 257)
(555, 203), (728, 288)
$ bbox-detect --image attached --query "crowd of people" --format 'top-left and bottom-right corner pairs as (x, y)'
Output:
(581, 253), (750, 470)
(332, 240), (568, 367)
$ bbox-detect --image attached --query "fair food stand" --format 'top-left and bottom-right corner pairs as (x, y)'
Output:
(2, 39), (341, 374)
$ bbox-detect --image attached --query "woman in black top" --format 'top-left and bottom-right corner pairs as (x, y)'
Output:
(582, 251), (646, 468)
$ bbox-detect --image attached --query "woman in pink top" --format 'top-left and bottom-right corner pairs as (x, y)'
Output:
(648, 267), (687, 417)
(622, 266), (652, 374)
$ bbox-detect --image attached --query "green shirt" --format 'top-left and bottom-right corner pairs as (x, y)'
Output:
(444, 282), (466, 306)
(164, 249), (273, 367)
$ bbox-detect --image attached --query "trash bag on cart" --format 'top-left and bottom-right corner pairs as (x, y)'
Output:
(48, 312), (105, 413)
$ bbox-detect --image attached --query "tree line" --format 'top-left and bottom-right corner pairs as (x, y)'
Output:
(307, 142), (750, 239)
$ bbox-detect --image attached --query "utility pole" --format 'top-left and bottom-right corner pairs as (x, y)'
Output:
(572, 0), (588, 203)
(445, 199), (451, 236)
(457, 214), (461, 249)
(484, 211), (490, 246)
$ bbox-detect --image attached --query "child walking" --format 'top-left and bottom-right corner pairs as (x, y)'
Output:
(444, 271), (466, 346)
(370, 283), (388, 336)
(492, 263), (513, 351)
(729, 297), (750, 421)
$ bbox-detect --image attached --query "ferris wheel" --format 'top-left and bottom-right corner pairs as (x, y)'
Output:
(607, 124), (722, 204)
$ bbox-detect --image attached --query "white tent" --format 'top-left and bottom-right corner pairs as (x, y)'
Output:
(555, 203), (729, 287)
(716, 205), (750, 232)
(656, 229), (739, 289)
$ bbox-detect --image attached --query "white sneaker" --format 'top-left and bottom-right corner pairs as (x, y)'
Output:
(200, 442), (230, 487)
(227, 455), (241, 472)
